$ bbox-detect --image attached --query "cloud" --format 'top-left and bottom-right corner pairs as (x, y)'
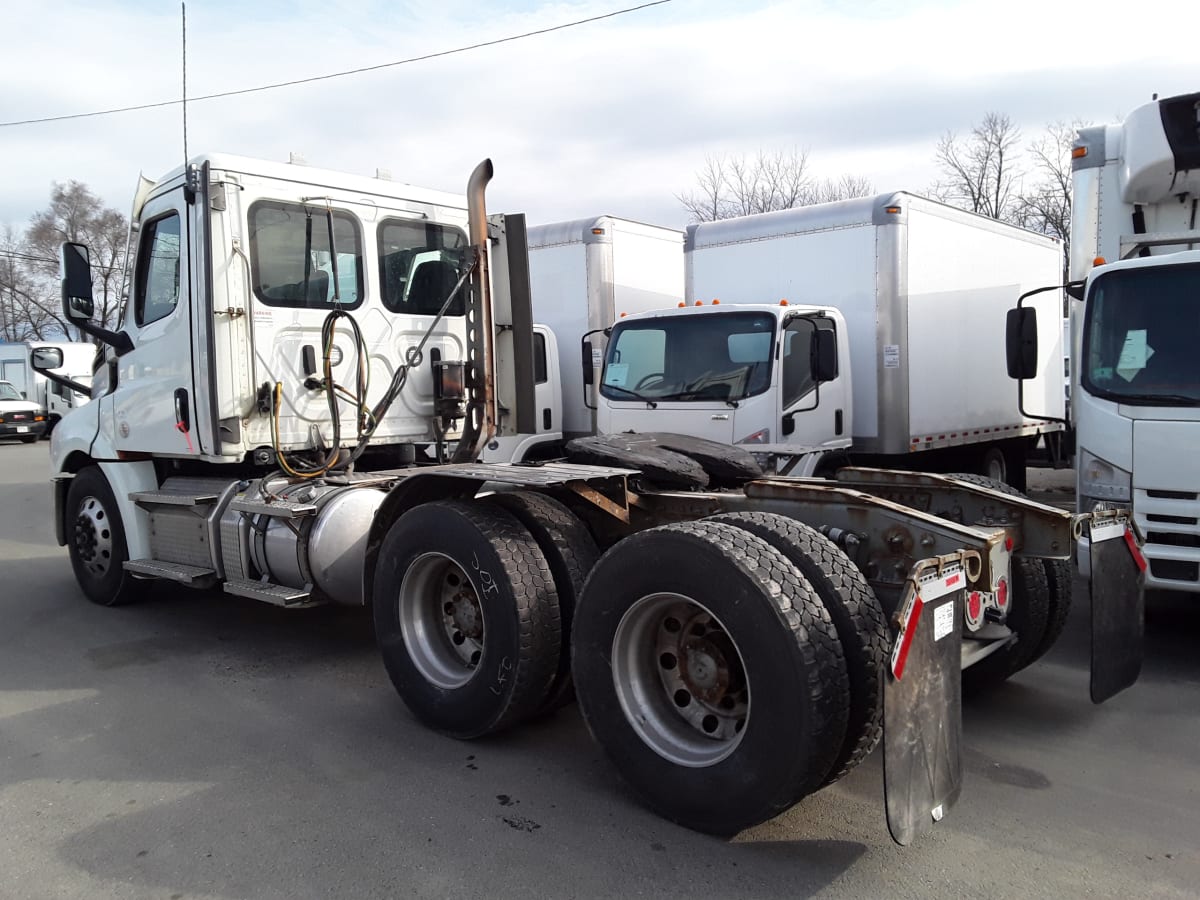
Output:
(0, 0), (1194, 234)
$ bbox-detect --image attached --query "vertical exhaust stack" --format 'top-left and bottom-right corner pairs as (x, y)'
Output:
(454, 159), (499, 463)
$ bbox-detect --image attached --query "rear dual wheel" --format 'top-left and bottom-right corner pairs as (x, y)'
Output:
(572, 520), (850, 835)
(948, 473), (1069, 691)
(373, 500), (562, 739)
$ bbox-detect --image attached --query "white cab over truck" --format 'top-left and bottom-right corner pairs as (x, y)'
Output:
(594, 193), (1065, 490)
(1008, 90), (1200, 594)
(0, 341), (94, 432)
(482, 215), (683, 463)
(38, 153), (1145, 847)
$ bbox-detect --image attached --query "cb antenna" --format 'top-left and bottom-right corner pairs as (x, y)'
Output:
(182, 2), (189, 164)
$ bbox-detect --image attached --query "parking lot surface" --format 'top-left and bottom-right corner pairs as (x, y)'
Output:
(1, 440), (1197, 899)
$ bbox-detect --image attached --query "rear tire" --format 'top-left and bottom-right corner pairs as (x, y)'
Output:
(707, 512), (887, 786)
(65, 466), (147, 607)
(572, 521), (848, 835)
(487, 491), (599, 713)
(372, 501), (561, 738)
(20, 435), (39, 444)
(947, 473), (1054, 691)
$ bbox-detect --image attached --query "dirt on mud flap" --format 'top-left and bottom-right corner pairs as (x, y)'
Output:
(1087, 509), (1147, 704)
(883, 552), (977, 846)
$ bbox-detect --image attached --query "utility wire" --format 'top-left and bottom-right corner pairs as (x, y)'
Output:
(0, 0), (672, 128)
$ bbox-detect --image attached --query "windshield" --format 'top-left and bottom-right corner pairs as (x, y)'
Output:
(0, 382), (22, 401)
(601, 311), (775, 402)
(1082, 263), (1200, 405)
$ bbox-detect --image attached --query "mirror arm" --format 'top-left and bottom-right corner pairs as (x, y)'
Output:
(36, 369), (92, 398)
(75, 320), (134, 355)
(1014, 284), (1069, 427)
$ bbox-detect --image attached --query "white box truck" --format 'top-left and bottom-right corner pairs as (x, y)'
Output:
(595, 193), (1065, 489)
(0, 341), (94, 431)
(483, 216), (684, 462)
(1008, 90), (1200, 593)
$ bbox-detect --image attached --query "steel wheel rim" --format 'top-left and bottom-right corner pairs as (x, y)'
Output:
(73, 494), (114, 578)
(398, 552), (484, 689)
(611, 592), (750, 767)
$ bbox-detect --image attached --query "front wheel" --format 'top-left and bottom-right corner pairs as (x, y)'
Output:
(65, 466), (147, 606)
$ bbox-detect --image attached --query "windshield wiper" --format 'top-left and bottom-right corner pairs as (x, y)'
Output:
(603, 384), (658, 408)
(1116, 392), (1200, 406)
(653, 390), (741, 407)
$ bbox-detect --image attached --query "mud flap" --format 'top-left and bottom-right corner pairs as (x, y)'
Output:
(883, 558), (971, 846)
(1088, 513), (1146, 704)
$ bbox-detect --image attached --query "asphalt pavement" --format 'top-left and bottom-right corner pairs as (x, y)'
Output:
(1, 439), (1197, 899)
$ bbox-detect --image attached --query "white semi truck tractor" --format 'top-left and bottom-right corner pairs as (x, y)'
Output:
(1008, 90), (1200, 596)
(36, 153), (1144, 846)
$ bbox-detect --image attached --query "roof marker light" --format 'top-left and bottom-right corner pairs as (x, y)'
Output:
(592, 227), (605, 235)
(695, 300), (704, 306)
(1094, 256), (1107, 266)
(1072, 146), (1088, 159)
(779, 299), (789, 306)
(678, 302), (686, 308)
(711, 299), (720, 305)
(884, 205), (902, 215)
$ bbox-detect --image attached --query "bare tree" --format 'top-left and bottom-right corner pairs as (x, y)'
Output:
(1014, 120), (1084, 280)
(931, 113), (1024, 222)
(26, 181), (129, 333)
(679, 148), (873, 222)
(0, 227), (71, 341)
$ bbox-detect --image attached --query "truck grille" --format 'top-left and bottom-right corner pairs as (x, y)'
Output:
(1135, 488), (1200, 588)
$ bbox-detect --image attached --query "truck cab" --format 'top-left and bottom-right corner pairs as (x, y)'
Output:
(1066, 92), (1200, 593)
(597, 302), (851, 468)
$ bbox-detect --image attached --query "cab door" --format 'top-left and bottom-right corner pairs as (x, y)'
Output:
(777, 314), (849, 451)
(109, 188), (201, 456)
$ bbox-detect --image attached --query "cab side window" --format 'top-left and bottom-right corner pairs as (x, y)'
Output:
(135, 213), (182, 326)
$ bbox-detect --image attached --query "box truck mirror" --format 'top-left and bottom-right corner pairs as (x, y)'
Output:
(31, 347), (64, 372)
(811, 328), (838, 383)
(1005, 307), (1039, 379)
(581, 338), (595, 386)
(60, 242), (95, 321)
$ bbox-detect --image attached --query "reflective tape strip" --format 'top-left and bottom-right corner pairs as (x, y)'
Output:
(1124, 527), (1148, 573)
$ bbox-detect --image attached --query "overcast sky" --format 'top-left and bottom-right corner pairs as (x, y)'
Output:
(0, 0), (1194, 235)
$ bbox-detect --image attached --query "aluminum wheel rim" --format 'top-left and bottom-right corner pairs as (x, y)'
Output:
(398, 552), (484, 689)
(73, 494), (114, 578)
(611, 593), (750, 767)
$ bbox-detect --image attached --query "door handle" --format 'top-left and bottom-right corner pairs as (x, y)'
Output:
(174, 387), (191, 433)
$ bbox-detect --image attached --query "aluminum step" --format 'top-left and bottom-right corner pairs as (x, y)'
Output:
(130, 489), (221, 507)
(124, 559), (217, 586)
(228, 498), (318, 519)
(224, 579), (319, 607)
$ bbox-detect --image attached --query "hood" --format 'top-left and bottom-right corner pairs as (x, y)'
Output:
(0, 398), (42, 414)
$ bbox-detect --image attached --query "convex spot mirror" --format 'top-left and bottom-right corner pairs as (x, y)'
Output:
(60, 241), (94, 321)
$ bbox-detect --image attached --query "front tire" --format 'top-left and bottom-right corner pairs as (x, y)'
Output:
(572, 521), (848, 835)
(372, 501), (561, 739)
(65, 466), (147, 607)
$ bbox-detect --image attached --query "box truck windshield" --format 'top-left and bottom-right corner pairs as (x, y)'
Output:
(602, 311), (775, 403)
(1082, 263), (1200, 406)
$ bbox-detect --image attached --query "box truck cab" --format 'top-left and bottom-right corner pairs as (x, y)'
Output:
(1014, 92), (1200, 593)
(597, 301), (851, 458)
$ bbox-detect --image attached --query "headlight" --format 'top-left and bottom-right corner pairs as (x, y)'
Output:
(1079, 449), (1131, 504)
